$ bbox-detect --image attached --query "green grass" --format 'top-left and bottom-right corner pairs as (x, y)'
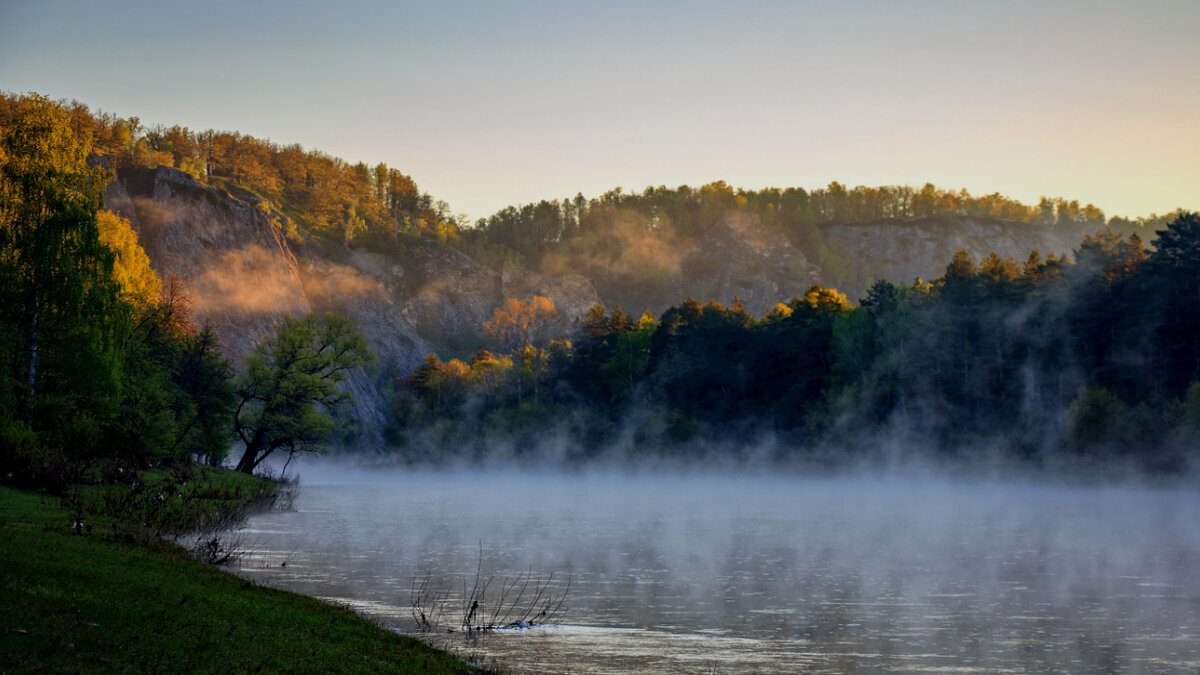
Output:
(66, 465), (280, 537)
(0, 485), (486, 673)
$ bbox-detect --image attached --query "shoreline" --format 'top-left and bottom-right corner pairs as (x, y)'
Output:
(0, 481), (490, 673)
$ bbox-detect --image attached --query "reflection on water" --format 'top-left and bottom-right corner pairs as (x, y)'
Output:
(235, 467), (1200, 673)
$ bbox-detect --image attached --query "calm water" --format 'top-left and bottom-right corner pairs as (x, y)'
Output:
(235, 466), (1200, 673)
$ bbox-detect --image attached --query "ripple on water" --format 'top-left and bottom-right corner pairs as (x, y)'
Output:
(235, 470), (1200, 673)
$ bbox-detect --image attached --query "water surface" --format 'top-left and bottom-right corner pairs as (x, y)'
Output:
(236, 467), (1200, 673)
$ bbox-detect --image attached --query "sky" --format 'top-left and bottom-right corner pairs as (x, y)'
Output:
(1, 0), (1196, 222)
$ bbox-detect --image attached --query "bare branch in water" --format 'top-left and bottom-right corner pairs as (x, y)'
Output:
(407, 544), (569, 633)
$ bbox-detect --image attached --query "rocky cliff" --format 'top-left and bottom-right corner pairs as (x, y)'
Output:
(105, 167), (602, 446)
(680, 211), (821, 314)
(106, 167), (313, 361)
(824, 215), (1083, 292)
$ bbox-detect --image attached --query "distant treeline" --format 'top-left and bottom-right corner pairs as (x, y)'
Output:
(391, 214), (1200, 472)
(460, 182), (1186, 309)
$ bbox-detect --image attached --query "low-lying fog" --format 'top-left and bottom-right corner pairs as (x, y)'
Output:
(236, 463), (1200, 673)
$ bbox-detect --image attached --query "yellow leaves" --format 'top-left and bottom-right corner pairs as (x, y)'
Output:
(766, 303), (793, 321)
(441, 358), (471, 383)
(0, 94), (108, 212)
(802, 284), (848, 314)
(469, 351), (513, 391)
(529, 295), (556, 317)
(483, 296), (558, 350)
(178, 155), (206, 180)
(97, 210), (161, 306)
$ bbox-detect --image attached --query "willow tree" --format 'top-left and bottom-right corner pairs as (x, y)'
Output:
(233, 313), (372, 474)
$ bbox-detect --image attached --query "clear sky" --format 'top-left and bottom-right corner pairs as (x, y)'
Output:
(2, 0), (1196, 222)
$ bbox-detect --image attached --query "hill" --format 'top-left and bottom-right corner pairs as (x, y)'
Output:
(16, 92), (1186, 456)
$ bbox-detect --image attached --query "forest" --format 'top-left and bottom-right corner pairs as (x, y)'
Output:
(394, 220), (1200, 473)
(1, 90), (1197, 487)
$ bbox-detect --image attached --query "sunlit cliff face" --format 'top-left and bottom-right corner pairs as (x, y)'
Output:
(237, 464), (1200, 673)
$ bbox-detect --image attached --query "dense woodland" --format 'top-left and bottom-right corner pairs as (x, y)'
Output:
(0, 94), (463, 251)
(2, 91), (1197, 482)
(393, 220), (1200, 472)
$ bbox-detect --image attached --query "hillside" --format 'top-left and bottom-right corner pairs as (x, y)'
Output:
(823, 215), (1085, 294)
(102, 161), (1184, 459)
(463, 183), (1174, 312)
(40, 92), (1184, 457)
(107, 165), (1120, 362)
(105, 166), (601, 444)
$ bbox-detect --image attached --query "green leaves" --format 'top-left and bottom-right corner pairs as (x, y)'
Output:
(0, 94), (126, 476)
(234, 313), (373, 473)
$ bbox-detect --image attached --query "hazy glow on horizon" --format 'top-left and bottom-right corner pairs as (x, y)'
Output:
(2, 0), (1196, 222)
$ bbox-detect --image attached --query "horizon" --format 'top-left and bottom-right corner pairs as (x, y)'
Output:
(2, 1), (1197, 222)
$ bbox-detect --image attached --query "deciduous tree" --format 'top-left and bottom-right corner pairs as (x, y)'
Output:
(233, 313), (372, 474)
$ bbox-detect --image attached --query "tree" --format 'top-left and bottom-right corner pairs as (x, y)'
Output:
(175, 322), (236, 466)
(482, 296), (558, 351)
(233, 313), (372, 474)
(0, 94), (123, 437)
(97, 210), (160, 306)
(797, 284), (849, 316)
(861, 279), (899, 315)
(1147, 212), (1200, 393)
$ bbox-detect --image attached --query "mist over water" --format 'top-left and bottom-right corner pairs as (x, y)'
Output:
(237, 462), (1200, 673)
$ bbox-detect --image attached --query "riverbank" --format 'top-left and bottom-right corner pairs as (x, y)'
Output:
(0, 479), (486, 673)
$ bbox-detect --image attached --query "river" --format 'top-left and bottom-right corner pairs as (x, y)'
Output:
(234, 465), (1200, 673)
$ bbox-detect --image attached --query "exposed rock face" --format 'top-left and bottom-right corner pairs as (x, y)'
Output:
(106, 167), (311, 362)
(680, 211), (821, 314)
(825, 216), (1082, 289)
(397, 244), (504, 350)
(296, 250), (430, 375)
(104, 166), (602, 445)
(500, 266), (602, 333)
(294, 252), (432, 435)
(397, 244), (602, 351)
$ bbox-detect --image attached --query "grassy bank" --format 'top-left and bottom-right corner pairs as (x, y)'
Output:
(0, 482), (483, 673)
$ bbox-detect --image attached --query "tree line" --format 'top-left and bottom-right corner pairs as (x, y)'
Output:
(460, 180), (1187, 311)
(5, 90), (1194, 478)
(392, 214), (1200, 472)
(10, 92), (1184, 313)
